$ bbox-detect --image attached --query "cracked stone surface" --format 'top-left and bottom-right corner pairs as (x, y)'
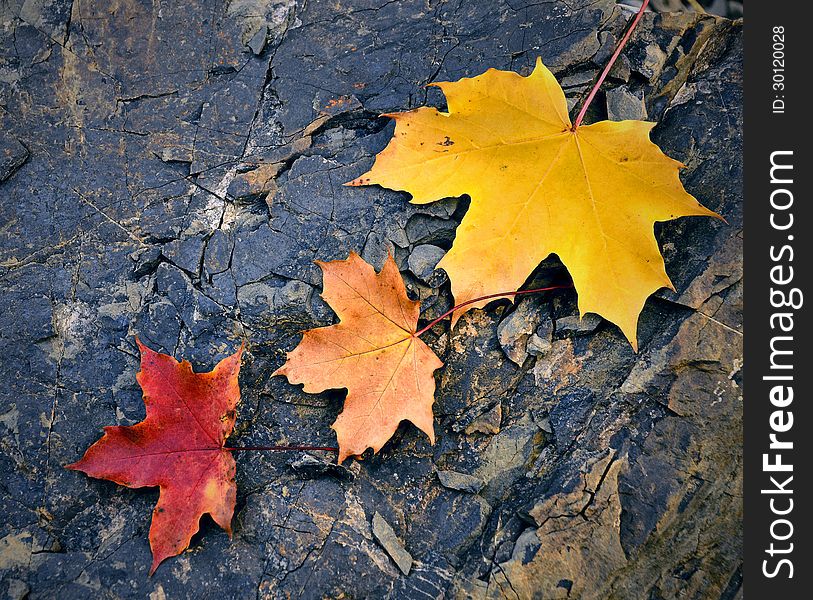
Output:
(1, 1), (742, 598)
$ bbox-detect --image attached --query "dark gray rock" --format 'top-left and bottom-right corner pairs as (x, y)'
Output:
(556, 313), (604, 336)
(247, 25), (268, 56)
(606, 86), (648, 120)
(405, 211), (460, 247)
(407, 244), (445, 282)
(0, 1), (742, 598)
(162, 235), (206, 275)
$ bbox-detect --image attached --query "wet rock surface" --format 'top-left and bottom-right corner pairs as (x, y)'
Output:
(0, 1), (741, 598)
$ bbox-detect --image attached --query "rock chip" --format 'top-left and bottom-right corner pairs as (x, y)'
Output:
(527, 322), (554, 357)
(162, 235), (206, 275)
(555, 313), (603, 336)
(247, 26), (267, 55)
(497, 299), (546, 365)
(436, 470), (485, 494)
(463, 402), (502, 435)
(228, 162), (280, 204)
(290, 454), (355, 481)
(372, 512), (412, 575)
(159, 146), (193, 164)
(407, 244), (446, 282)
(0, 137), (28, 182)
(405, 213), (459, 247)
(606, 86), (647, 120)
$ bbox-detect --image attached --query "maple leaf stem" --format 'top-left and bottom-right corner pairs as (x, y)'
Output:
(224, 445), (339, 453)
(572, 0), (650, 130)
(414, 284), (573, 338)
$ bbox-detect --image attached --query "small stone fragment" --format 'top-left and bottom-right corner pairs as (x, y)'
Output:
(317, 94), (363, 117)
(372, 512), (412, 575)
(290, 135), (312, 155)
(5, 579), (29, 600)
(464, 402), (502, 435)
(639, 44), (668, 82)
(247, 25), (267, 55)
(159, 146), (193, 163)
(0, 137), (29, 182)
(606, 87), (647, 121)
(204, 229), (233, 275)
(130, 247), (162, 278)
(405, 213), (458, 247)
(595, 31), (617, 66)
(228, 162), (280, 204)
(555, 314), (603, 336)
(559, 71), (594, 89)
(162, 236), (205, 275)
(290, 454), (355, 481)
(407, 244), (446, 282)
(437, 470), (485, 494)
(609, 54), (632, 82)
(497, 300), (544, 365)
(527, 322), (553, 357)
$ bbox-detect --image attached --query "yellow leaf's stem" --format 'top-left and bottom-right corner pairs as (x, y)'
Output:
(413, 284), (574, 338)
(225, 445), (339, 452)
(572, 0), (651, 130)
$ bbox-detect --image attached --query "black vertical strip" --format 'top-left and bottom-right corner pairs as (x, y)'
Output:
(744, 3), (811, 595)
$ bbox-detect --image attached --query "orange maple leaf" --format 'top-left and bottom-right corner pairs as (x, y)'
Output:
(348, 58), (721, 349)
(274, 252), (443, 462)
(67, 339), (243, 574)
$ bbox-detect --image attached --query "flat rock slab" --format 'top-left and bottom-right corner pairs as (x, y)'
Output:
(0, 1), (742, 599)
(372, 512), (413, 576)
(437, 470), (485, 494)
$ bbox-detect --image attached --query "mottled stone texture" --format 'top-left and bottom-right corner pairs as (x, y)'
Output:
(0, 1), (742, 598)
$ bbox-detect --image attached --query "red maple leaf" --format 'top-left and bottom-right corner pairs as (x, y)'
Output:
(67, 339), (243, 574)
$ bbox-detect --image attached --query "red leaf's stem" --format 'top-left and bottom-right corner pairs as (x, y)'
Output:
(572, 0), (650, 130)
(414, 284), (573, 338)
(224, 445), (339, 452)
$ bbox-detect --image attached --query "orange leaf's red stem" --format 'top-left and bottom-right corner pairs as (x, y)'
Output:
(572, 0), (650, 130)
(224, 445), (339, 452)
(414, 284), (574, 338)
(227, 287), (574, 454)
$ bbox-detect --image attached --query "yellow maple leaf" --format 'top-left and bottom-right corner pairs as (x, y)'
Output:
(273, 252), (443, 462)
(348, 58), (721, 349)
